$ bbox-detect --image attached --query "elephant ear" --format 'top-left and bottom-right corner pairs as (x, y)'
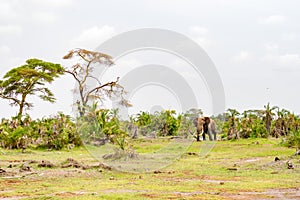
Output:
(204, 117), (210, 124)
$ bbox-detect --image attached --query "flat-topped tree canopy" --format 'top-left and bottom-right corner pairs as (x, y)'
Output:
(0, 58), (64, 119)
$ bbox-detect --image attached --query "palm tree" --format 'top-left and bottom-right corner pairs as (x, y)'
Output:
(263, 103), (278, 137)
(273, 108), (289, 137)
(226, 109), (240, 140)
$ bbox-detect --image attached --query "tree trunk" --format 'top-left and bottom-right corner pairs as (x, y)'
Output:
(17, 95), (26, 119)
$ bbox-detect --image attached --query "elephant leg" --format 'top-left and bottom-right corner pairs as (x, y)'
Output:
(213, 131), (217, 140)
(202, 132), (206, 141)
(196, 130), (200, 141)
(207, 131), (213, 141)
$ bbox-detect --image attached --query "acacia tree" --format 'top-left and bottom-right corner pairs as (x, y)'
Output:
(63, 49), (131, 117)
(0, 59), (64, 119)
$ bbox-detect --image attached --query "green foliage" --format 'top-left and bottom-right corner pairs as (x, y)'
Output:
(282, 129), (300, 149)
(0, 59), (64, 118)
(158, 110), (181, 136)
(135, 111), (151, 127)
(33, 113), (82, 150)
(0, 113), (81, 150)
(128, 110), (182, 137)
(219, 104), (300, 142)
(222, 109), (240, 140)
(0, 118), (30, 149)
(146, 110), (181, 136)
(78, 103), (128, 150)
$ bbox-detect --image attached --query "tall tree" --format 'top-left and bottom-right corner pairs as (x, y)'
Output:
(63, 49), (131, 117)
(0, 59), (64, 118)
(263, 102), (278, 137)
(226, 108), (240, 139)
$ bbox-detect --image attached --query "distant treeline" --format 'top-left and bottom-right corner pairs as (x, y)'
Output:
(0, 103), (299, 150)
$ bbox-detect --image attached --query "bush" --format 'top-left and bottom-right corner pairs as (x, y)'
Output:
(283, 129), (300, 149)
(0, 113), (81, 150)
(78, 106), (128, 150)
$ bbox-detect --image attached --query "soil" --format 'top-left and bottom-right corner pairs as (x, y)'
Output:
(1, 157), (299, 200)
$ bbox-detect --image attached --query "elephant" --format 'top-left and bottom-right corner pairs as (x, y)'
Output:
(193, 117), (217, 141)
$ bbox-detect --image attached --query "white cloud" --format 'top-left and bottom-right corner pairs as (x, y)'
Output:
(281, 33), (298, 41)
(0, 1), (17, 19)
(0, 45), (11, 54)
(190, 26), (209, 35)
(0, 25), (22, 35)
(32, 12), (58, 23)
(70, 25), (116, 49)
(279, 54), (300, 65)
(232, 51), (253, 62)
(265, 43), (279, 52)
(263, 53), (300, 67)
(28, 0), (73, 7)
(258, 15), (286, 24)
(0, 45), (23, 77)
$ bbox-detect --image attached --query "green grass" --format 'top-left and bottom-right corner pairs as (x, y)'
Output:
(1, 138), (299, 199)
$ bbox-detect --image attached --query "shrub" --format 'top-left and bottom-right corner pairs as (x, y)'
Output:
(0, 113), (81, 150)
(283, 129), (300, 149)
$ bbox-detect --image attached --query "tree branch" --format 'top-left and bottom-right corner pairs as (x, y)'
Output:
(0, 94), (20, 105)
(85, 77), (121, 102)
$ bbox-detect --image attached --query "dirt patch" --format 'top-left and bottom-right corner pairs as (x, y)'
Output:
(0, 158), (113, 179)
(243, 158), (261, 163)
(38, 160), (55, 168)
(61, 158), (84, 168)
(55, 191), (97, 197)
(222, 188), (300, 200)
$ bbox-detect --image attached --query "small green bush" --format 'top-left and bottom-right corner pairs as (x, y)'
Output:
(283, 129), (300, 149)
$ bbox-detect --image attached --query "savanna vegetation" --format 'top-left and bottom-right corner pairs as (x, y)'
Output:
(1, 49), (299, 199)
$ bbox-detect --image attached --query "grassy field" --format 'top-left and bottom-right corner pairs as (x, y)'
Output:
(0, 138), (299, 199)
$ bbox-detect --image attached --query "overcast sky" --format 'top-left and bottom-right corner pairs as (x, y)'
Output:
(1, 0), (300, 119)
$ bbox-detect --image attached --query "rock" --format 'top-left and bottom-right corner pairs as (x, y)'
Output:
(274, 157), (280, 162)
(99, 163), (112, 170)
(0, 168), (6, 174)
(38, 160), (54, 168)
(154, 170), (162, 174)
(220, 182), (225, 185)
(170, 136), (182, 139)
(102, 153), (114, 160)
(271, 171), (279, 174)
(227, 167), (238, 171)
(20, 164), (31, 172)
(295, 150), (300, 156)
(61, 158), (82, 169)
(27, 160), (38, 164)
(187, 152), (198, 156)
(109, 177), (114, 180)
(287, 161), (294, 169)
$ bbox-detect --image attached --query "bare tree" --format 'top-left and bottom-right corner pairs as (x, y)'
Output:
(63, 49), (131, 117)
